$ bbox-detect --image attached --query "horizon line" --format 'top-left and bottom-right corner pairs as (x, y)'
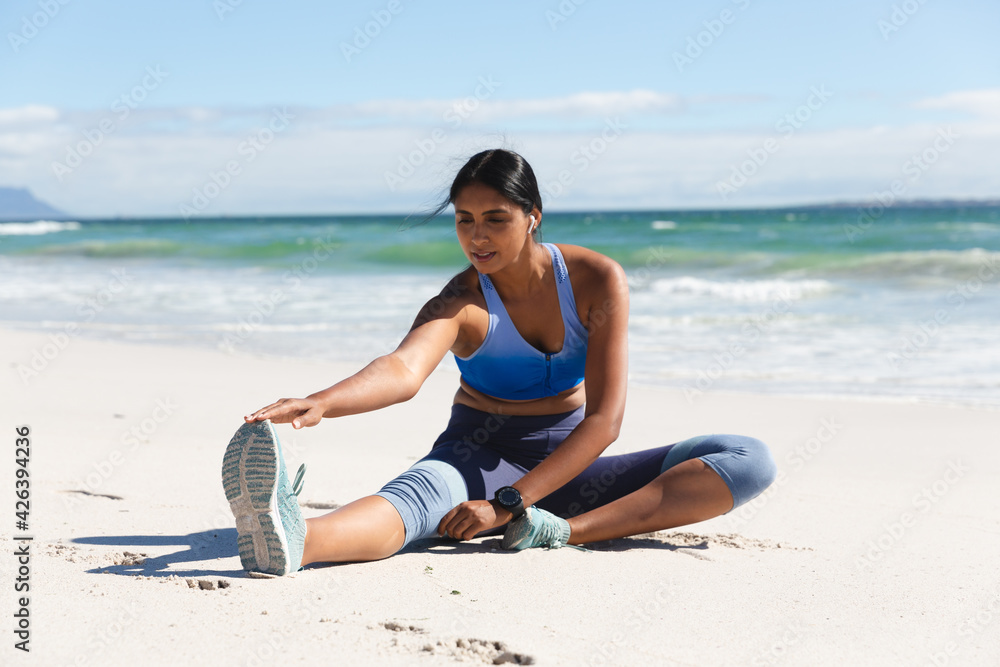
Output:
(3, 196), (999, 223)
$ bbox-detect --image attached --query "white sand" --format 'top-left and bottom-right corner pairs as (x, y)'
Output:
(3, 327), (998, 666)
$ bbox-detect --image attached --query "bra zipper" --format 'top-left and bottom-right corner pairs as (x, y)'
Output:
(545, 353), (552, 392)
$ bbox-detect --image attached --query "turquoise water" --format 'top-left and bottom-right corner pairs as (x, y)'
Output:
(2, 207), (999, 406)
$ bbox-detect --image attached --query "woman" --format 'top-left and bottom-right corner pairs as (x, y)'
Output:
(222, 149), (777, 576)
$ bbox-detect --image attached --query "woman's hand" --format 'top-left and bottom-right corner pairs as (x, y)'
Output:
(245, 398), (324, 429)
(437, 500), (511, 541)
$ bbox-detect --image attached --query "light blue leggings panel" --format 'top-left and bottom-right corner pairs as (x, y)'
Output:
(376, 459), (469, 548)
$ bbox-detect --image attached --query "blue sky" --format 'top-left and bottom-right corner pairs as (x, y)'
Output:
(1, 0), (998, 217)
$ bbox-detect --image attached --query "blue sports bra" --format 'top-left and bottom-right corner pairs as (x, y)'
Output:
(454, 243), (589, 400)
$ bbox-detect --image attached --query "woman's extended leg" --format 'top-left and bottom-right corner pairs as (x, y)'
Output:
(225, 420), (470, 573)
(301, 457), (475, 566)
(296, 405), (545, 567)
(300, 496), (406, 565)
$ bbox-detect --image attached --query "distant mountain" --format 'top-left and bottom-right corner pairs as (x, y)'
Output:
(0, 187), (68, 220)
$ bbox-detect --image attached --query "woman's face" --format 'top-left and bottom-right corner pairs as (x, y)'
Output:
(454, 182), (539, 273)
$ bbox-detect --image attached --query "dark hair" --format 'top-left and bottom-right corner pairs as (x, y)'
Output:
(414, 149), (543, 235)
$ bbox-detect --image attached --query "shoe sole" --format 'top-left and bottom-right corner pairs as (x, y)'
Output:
(221, 420), (291, 575)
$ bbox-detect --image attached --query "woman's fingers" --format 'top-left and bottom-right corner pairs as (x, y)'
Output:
(244, 399), (288, 421)
(244, 399), (324, 429)
(439, 508), (473, 539)
(438, 502), (493, 540)
(437, 508), (458, 537)
(445, 518), (471, 540)
(245, 398), (308, 423)
(291, 407), (323, 429)
(452, 517), (476, 541)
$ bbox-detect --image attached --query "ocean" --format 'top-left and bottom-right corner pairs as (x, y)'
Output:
(2, 206), (999, 407)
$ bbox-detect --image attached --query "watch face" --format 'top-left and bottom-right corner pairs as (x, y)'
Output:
(497, 486), (520, 507)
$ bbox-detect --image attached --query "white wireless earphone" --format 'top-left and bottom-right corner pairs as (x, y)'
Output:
(527, 215), (537, 237)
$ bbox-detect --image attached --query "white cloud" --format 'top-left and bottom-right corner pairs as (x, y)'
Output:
(914, 89), (1000, 119)
(0, 105), (59, 127)
(1, 91), (997, 217)
(0, 89), (684, 139)
(340, 89), (682, 123)
(479, 90), (682, 120)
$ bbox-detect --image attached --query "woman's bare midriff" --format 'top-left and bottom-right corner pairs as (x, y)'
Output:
(453, 378), (586, 416)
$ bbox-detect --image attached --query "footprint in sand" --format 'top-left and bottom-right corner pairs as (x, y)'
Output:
(377, 621), (535, 664)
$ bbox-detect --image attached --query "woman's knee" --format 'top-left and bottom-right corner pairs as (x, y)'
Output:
(691, 434), (777, 510)
(736, 435), (778, 498)
(375, 459), (469, 547)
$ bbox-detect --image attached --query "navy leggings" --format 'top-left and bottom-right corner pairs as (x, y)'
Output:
(377, 404), (777, 548)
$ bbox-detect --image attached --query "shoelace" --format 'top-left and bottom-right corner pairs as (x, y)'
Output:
(291, 463), (306, 497)
(530, 509), (590, 552)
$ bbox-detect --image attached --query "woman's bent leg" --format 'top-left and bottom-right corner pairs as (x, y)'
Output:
(541, 434), (777, 545)
(566, 458), (733, 544)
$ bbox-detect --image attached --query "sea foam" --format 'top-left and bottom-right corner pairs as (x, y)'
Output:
(649, 276), (834, 302)
(0, 220), (81, 235)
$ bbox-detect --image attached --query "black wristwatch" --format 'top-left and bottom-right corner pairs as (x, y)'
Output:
(494, 486), (525, 520)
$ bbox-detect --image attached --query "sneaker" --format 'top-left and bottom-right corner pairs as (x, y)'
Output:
(501, 506), (587, 551)
(222, 420), (307, 575)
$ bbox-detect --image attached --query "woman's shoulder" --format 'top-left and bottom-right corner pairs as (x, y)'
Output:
(411, 266), (482, 329)
(449, 265), (481, 294)
(437, 265), (485, 309)
(551, 243), (627, 288)
(550, 244), (630, 330)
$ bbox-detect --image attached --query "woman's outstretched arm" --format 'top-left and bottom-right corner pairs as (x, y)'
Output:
(245, 278), (469, 428)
